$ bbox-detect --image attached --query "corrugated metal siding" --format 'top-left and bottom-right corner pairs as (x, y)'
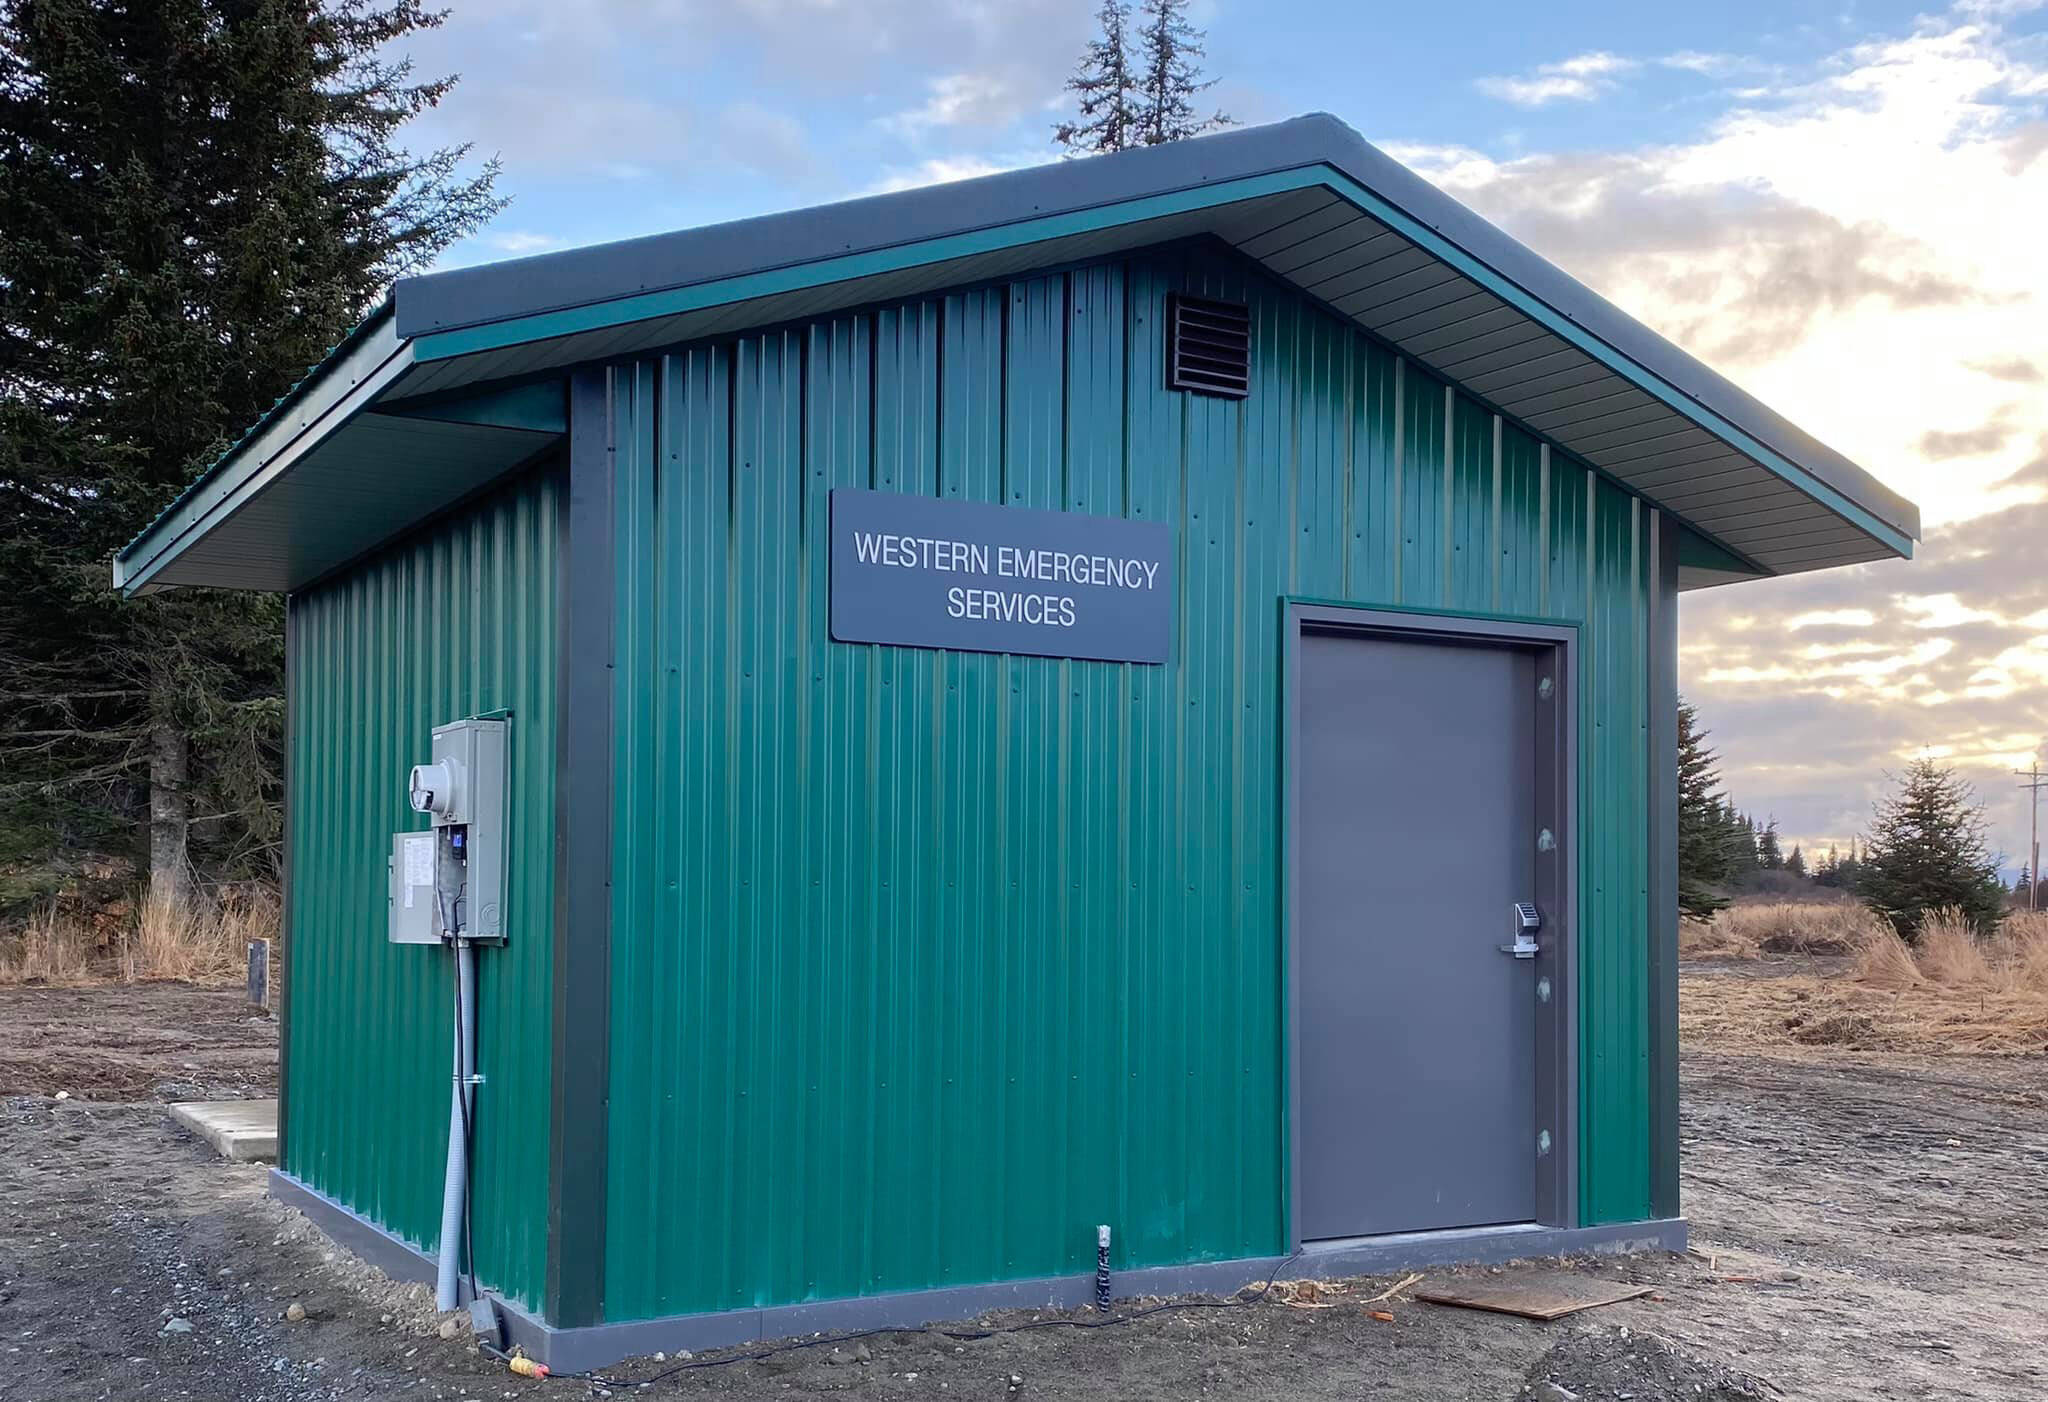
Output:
(283, 466), (560, 1309)
(1580, 480), (1653, 1223)
(601, 242), (1654, 1323)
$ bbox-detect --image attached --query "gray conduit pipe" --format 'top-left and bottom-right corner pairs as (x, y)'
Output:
(436, 938), (477, 1312)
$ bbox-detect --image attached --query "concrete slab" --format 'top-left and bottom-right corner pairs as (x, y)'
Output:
(170, 1099), (278, 1162)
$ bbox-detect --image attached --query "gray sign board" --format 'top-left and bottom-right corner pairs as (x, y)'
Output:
(829, 489), (1173, 664)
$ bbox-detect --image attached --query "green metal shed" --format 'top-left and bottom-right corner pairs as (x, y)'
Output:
(117, 114), (1917, 1371)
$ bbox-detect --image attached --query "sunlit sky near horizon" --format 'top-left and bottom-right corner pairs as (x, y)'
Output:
(400, 0), (2048, 876)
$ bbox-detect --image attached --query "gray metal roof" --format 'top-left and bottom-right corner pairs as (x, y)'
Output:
(117, 112), (1917, 596)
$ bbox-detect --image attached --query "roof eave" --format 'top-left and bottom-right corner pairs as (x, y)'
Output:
(114, 305), (410, 596)
(116, 114), (1921, 594)
(388, 114), (1917, 559)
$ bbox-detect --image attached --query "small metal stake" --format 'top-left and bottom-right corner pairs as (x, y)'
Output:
(246, 939), (270, 1012)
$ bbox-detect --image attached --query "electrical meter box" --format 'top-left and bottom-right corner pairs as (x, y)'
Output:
(387, 716), (510, 944)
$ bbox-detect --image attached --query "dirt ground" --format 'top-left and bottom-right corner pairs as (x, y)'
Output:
(2, 964), (2043, 1402)
(0, 984), (278, 1102)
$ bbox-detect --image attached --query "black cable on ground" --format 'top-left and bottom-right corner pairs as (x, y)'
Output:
(521, 1248), (1307, 1390)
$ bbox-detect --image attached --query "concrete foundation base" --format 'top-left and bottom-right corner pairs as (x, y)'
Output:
(269, 1169), (1685, 1375)
(170, 1099), (278, 1162)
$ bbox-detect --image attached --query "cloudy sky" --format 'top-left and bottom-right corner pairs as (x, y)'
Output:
(400, 0), (2048, 876)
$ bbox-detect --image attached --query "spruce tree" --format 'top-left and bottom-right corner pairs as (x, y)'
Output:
(1836, 838), (1863, 894)
(1860, 756), (2006, 938)
(1676, 698), (1733, 918)
(1056, 0), (1228, 153)
(0, 0), (502, 904)
(1785, 844), (1805, 879)
(1719, 803), (1758, 875)
(1757, 819), (1783, 871)
(1135, 0), (1229, 144)
(1054, 0), (1140, 154)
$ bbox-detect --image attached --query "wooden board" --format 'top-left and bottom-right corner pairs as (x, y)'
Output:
(1414, 1275), (1652, 1321)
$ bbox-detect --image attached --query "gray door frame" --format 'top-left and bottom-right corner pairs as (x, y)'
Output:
(1283, 602), (1579, 1243)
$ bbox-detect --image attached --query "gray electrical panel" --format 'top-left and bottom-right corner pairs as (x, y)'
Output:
(389, 831), (441, 944)
(387, 716), (510, 944)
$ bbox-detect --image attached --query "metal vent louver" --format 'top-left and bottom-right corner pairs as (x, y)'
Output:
(1166, 293), (1251, 399)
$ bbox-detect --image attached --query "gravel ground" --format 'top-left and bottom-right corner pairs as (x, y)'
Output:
(1, 973), (2042, 1401)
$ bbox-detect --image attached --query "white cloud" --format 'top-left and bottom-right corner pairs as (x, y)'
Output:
(879, 71), (1032, 137)
(1898, 593), (2006, 629)
(1553, 51), (1636, 77)
(1789, 608), (1878, 629)
(1426, 4), (2048, 872)
(1953, 0), (2048, 16)
(1407, 17), (2048, 530)
(489, 231), (565, 254)
(863, 150), (1049, 195)
(1476, 51), (1638, 106)
(1658, 50), (1745, 77)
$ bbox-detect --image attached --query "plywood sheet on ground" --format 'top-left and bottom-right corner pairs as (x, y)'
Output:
(1415, 1275), (1651, 1321)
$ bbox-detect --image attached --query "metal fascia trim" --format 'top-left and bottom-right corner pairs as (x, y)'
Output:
(114, 323), (417, 594)
(406, 169), (1333, 362)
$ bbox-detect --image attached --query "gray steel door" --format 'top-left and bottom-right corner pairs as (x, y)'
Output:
(1297, 629), (1538, 1239)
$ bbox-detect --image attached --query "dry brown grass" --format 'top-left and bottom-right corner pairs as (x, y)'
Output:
(1853, 923), (1923, 989)
(1685, 900), (1886, 959)
(1725, 900), (1886, 953)
(1687, 903), (2048, 1055)
(0, 883), (274, 987)
(1998, 911), (2048, 996)
(1912, 909), (1995, 986)
(0, 904), (97, 984)
(1678, 916), (1747, 957)
(132, 883), (271, 984)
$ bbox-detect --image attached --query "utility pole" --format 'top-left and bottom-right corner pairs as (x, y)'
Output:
(2019, 760), (2046, 912)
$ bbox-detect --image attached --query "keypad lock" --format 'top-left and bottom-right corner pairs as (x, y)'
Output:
(1500, 901), (1541, 959)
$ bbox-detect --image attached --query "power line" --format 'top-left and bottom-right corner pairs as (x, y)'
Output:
(2018, 760), (2046, 913)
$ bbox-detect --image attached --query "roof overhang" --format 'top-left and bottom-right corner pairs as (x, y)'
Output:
(112, 309), (563, 595)
(116, 113), (1917, 597)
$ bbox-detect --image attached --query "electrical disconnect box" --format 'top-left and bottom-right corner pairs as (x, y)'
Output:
(388, 717), (510, 945)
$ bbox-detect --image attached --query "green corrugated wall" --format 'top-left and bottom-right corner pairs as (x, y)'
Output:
(282, 465), (560, 1310)
(599, 241), (1659, 1323)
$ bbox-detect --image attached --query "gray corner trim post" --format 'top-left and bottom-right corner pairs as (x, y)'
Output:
(1648, 513), (1682, 1219)
(1281, 602), (1580, 1242)
(276, 598), (296, 1167)
(546, 366), (616, 1329)
(270, 1165), (1682, 1377)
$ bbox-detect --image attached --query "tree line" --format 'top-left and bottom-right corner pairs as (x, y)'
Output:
(0, 0), (501, 912)
(0, 0), (1232, 920)
(9, 5), (2009, 950)
(1679, 699), (2010, 937)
